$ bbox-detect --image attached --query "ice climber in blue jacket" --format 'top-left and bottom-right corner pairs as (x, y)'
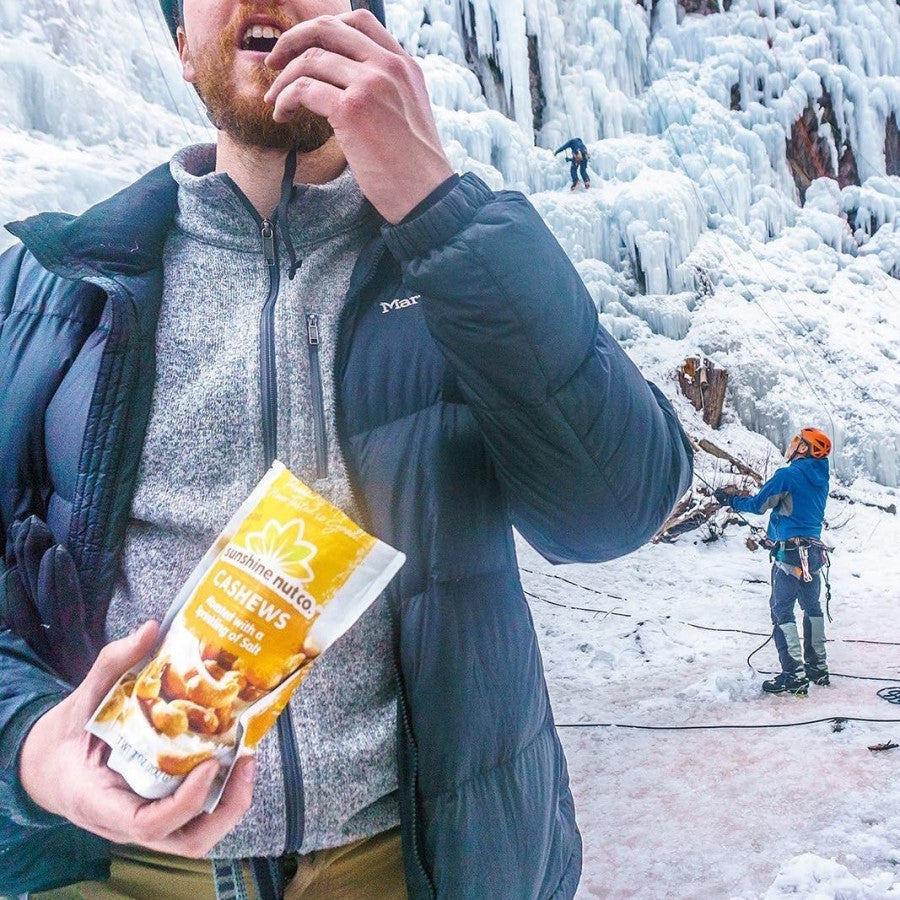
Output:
(0, 1), (693, 897)
(716, 428), (832, 697)
(554, 138), (591, 190)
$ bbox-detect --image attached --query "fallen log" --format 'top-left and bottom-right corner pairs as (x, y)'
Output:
(828, 490), (896, 515)
(868, 740), (898, 752)
(653, 492), (720, 542)
(697, 438), (763, 484)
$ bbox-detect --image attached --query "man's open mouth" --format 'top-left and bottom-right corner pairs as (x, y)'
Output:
(239, 24), (284, 53)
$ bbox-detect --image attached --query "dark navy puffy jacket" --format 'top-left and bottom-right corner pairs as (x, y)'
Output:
(554, 138), (589, 159)
(0, 167), (692, 897)
(730, 456), (829, 542)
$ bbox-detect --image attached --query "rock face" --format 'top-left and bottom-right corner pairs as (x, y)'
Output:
(461, 14), (509, 123)
(886, 112), (900, 177)
(679, 0), (732, 13)
(637, 0), (733, 18)
(786, 93), (859, 203)
(527, 33), (546, 133)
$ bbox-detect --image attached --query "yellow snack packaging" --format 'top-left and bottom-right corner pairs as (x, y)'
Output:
(87, 461), (405, 811)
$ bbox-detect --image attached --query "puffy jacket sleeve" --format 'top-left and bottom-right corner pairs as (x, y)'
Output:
(0, 243), (81, 829)
(731, 467), (792, 516)
(382, 173), (693, 563)
(0, 616), (69, 829)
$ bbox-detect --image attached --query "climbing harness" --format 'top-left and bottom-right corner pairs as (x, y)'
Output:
(770, 537), (834, 619)
(798, 544), (811, 581)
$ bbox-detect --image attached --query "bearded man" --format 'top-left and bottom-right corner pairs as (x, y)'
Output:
(0, 2), (692, 897)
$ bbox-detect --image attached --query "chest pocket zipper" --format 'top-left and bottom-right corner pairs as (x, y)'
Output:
(306, 312), (328, 480)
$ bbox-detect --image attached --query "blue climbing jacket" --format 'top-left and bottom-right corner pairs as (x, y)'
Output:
(730, 456), (829, 542)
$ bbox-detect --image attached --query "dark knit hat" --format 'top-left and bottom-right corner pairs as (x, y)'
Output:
(159, 0), (181, 43)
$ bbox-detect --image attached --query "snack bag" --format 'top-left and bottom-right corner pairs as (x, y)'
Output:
(87, 461), (404, 811)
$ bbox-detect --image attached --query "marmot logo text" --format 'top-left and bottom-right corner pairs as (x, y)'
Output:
(381, 295), (420, 314)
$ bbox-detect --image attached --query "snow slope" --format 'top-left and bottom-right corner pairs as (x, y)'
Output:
(523, 486), (900, 897)
(2, 0), (899, 896)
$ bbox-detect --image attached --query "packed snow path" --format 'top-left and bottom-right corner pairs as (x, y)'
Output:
(522, 494), (900, 898)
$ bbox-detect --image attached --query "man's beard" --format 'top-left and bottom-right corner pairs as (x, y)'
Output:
(191, 7), (334, 152)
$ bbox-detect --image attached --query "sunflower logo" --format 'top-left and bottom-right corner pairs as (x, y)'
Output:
(243, 519), (317, 582)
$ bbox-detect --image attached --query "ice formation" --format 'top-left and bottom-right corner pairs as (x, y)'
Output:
(0, 0), (898, 484)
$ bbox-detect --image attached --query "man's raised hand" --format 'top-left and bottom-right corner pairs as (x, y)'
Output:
(264, 8), (454, 224)
(19, 621), (255, 856)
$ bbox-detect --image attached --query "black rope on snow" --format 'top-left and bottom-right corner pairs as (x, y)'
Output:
(744, 627), (900, 685)
(525, 581), (900, 683)
(522, 590), (630, 619)
(522, 574), (900, 648)
(746, 631), (773, 669)
(530, 583), (900, 682)
(555, 715), (900, 731)
(520, 568), (629, 603)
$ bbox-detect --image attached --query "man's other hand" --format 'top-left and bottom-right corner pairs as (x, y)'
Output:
(19, 621), (255, 856)
(264, 8), (454, 223)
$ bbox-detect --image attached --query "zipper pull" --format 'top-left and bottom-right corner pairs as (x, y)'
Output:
(261, 219), (276, 266)
(306, 313), (320, 345)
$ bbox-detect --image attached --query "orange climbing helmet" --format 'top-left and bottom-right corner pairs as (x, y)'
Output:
(786, 427), (832, 460)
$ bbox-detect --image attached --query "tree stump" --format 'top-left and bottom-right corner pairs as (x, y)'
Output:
(677, 358), (728, 428)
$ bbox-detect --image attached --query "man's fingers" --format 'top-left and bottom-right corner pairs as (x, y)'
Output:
(271, 77), (342, 124)
(340, 8), (406, 55)
(213, 755), (256, 820)
(146, 756), (256, 858)
(128, 759), (222, 842)
(74, 620), (159, 715)
(265, 48), (361, 102)
(265, 13), (386, 70)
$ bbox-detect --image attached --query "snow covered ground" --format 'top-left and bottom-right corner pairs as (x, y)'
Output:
(522, 483), (900, 898)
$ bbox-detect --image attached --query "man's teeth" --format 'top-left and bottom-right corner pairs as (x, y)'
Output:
(241, 25), (283, 50)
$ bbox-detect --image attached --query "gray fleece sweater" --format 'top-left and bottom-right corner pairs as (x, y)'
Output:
(105, 144), (399, 857)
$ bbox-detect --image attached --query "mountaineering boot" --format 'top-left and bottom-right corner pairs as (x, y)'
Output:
(762, 670), (810, 696)
(584, 180), (591, 189)
(570, 182), (577, 191)
(805, 664), (830, 686)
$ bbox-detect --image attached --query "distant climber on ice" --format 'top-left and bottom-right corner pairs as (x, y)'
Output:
(716, 428), (832, 697)
(554, 138), (591, 190)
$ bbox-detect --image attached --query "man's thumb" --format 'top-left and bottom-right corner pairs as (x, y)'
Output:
(76, 620), (159, 714)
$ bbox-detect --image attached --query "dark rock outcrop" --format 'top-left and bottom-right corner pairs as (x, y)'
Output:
(527, 34), (546, 133)
(786, 92), (860, 202)
(679, 0), (732, 13)
(886, 112), (900, 176)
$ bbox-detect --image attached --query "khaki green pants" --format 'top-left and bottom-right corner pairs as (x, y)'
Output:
(33, 827), (406, 899)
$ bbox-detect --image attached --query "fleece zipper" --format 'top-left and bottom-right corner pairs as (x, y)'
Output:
(256, 216), (306, 855)
(306, 312), (328, 479)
